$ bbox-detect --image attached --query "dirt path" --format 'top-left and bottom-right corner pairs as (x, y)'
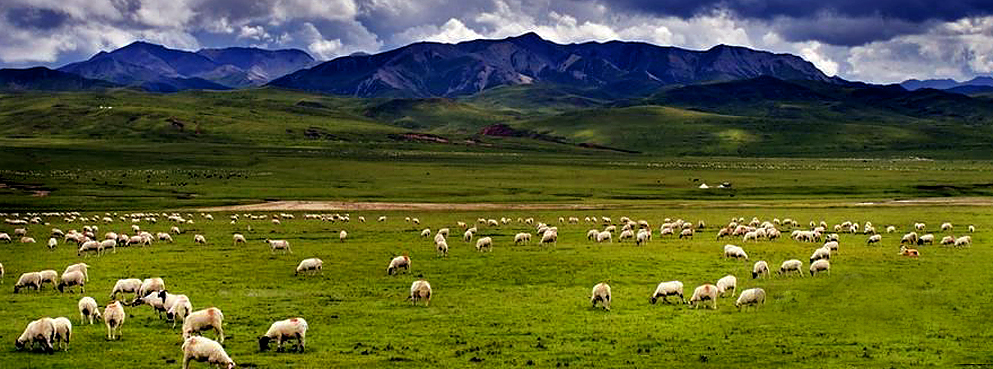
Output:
(196, 197), (993, 212)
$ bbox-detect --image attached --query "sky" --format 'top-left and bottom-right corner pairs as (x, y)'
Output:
(2, 0), (993, 84)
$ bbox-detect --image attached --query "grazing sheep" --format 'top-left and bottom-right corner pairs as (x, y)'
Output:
(679, 228), (694, 239)
(476, 236), (493, 252)
(64, 263), (89, 282)
(900, 245), (920, 258)
(38, 270), (59, 290)
(20, 236), (36, 243)
(618, 229), (635, 242)
(590, 282), (611, 311)
(716, 275), (737, 297)
(14, 228), (27, 236)
(409, 279), (432, 306)
(636, 230), (650, 246)
(47, 237), (58, 249)
(955, 236), (972, 247)
(915, 222), (926, 231)
(193, 234), (207, 245)
(437, 228), (450, 237)
(104, 301), (126, 340)
(183, 307), (225, 343)
(137, 278), (165, 300)
(809, 259), (831, 276)
(650, 281), (684, 304)
(0, 232), (10, 242)
(436, 239), (449, 256)
(51, 317), (72, 351)
(823, 240), (839, 252)
(77, 240), (102, 256)
(723, 244), (749, 260)
(778, 260), (803, 277)
(232, 234), (246, 245)
(735, 288), (767, 311)
(99, 239), (117, 253)
(587, 229), (599, 241)
(886, 225), (896, 233)
(420, 228), (431, 238)
(901, 232), (919, 245)
(110, 278), (142, 300)
(596, 231), (612, 243)
(182, 336), (235, 369)
(867, 234), (882, 245)
(940, 235), (956, 245)
(15, 317), (55, 352)
(918, 234), (935, 245)
(58, 271), (86, 293)
(14, 272), (42, 293)
(166, 294), (193, 328)
(295, 258), (323, 276)
(514, 232), (531, 245)
(158, 232), (174, 243)
(689, 284), (719, 309)
(78, 296), (101, 324)
(171, 226), (181, 234)
(941, 222), (953, 231)
(339, 230), (348, 242)
(540, 230), (558, 246)
(386, 255), (411, 275)
(810, 247), (831, 263)
(752, 261), (770, 279)
(265, 239), (292, 253)
(968, 225), (976, 233)
(258, 318), (309, 352)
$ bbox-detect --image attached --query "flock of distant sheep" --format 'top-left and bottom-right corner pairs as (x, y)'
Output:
(1, 211), (978, 367)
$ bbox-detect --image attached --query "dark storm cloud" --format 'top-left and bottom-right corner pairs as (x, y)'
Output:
(6, 6), (69, 30)
(605, 0), (993, 23)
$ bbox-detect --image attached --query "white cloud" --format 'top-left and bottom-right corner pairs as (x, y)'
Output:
(238, 25), (272, 41)
(271, 0), (358, 24)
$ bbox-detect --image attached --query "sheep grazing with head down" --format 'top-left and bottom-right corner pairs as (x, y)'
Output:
(476, 236), (493, 252)
(409, 279), (432, 306)
(63, 263), (89, 282)
(38, 270), (59, 290)
(183, 307), (225, 343)
(723, 245), (748, 260)
(941, 222), (953, 231)
(649, 281), (684, 304)
(596, 231), (612, 243)
(752, 261), (770, 279)
(867, 234), (882, 245)
(435, 239), (449, 256)
(940, 236), (955, 246)
(810, 246), (831, 263)
(955, 236), (972, 247)
(968, 225), (976, 233)
(166, 294), (193, 328)
(104, 301), (126, 340)
(58, 271), (86, 293)
(78, 296), (101, 324)
(900, 232), (918, 245)
(809, 259), (831, 276)
(420, 228), (431, 238)
(47, 237), (58, 249)
(265, 239), (292, 253)
(232, 234), (246, 246)
(918, 234), (934, 246)
(14, 272), (42, 293)
(514, 233), (531, 245)
(387, 255), (411, 275)
(735, 288), (766, 311)
(540, 230), (558, 246)
(110, 278), (142, 300)
(689, 284), (719, 309)
(259, 317), (309, 352)
(590, 282), (612, 311)
(77, 240), (102, 257)
(183, 336), (235, 369)
(339, 230), (348, 242)
(716, 275), (737, 297)
(295, 258), (323, 276)
(778, 260), (803, 277)
(51, 317), (72, 351)
(136, 278), (165, 301)
(15, 317), (56, 353)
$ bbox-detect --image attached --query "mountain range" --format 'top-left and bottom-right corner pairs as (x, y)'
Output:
(58, 42), (315, 92)
(900, 76), (993, 94)
(269, 32), (837, 98)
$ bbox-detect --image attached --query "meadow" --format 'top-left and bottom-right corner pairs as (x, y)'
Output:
(1, 207), (991, 368)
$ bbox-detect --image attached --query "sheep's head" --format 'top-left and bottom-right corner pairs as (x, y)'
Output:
(258, 336), (272, 351)
(14, 338), (25, 350)
(57, 282), (65, 293)
(649, 296), (657, 304)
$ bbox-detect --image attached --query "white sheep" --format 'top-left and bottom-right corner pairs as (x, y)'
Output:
(100, 239), (117, 253)
(679, 228), (694, 239)
(514, 232), (531, 245)
(735, 288), (766, 311)
(77, 240), (102, 256)
(823, 240), (839, 252)
(649, 281), (684, 304)
(339, 230), (348, 242)
(809, 259), (830, 276)
(387, 255), (411, 275)
(810, 246), (831, 263)
(587, 229), (599, 240)
(779, 259), (803, 277)
(463, 229), (474, 243)
(540, 230), (557, 246)
(409, 279), (432, 306)
(752, 261), (770, 279)
(14, 271), (42, 293)
(636, 230), (650, 245)
(47, 237), (58, 249)
(182, 336), (235, 369)
(158, 232), (174, 243)
(193, 234), (207, 245)
(265, 239), (292, 253)
(0, 232), (10, 242)
(183, 307), (225, 343)
(110, 278), (142, 300)
(58, 270), (86, 293)
(968, 225), (976, 233)
(78, 296), (102, 324)
(295, 258), (323, 275)
(64, 263), (89, 282)
(420, 228), (432, 238)
(435, 239), (449, 256)
(38, 269), (58, 290)
(867, 234), (882, 245)
(689, 284), (719, 309)
(258, 317), (309, 352)
(52, 317), (72, 351)
(232, 234), (246, 245)
(955, 236), (972, 247)
(476, 236), (493, 252)
(137, 278), (165, 300)
(20, 236), (36, 243)
(723, 244), (748, 260)
(596, 231), (612, 243)
(15, 317), (56, 352)
(716, 275), (737, 297)
(941, 222), (953, 231)
(104, 301), (126, 340)
(171, 226), (182, 234)
(167, 294), (193, 328)
(590, 282), (611, 311)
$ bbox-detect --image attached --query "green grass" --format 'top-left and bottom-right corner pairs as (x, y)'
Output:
(1, 207), (991, 368)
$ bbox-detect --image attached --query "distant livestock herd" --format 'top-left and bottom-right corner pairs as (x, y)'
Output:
(0, 211), (978, 367)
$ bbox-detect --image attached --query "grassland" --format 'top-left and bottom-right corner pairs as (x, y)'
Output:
(1, 207), (991, 368)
